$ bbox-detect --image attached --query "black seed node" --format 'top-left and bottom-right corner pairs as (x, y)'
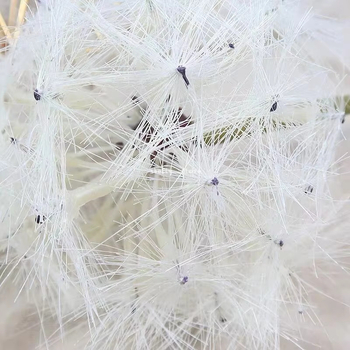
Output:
(180, 276), (188, 285)
(10, 137), (16, 144)
(35, 215), (46, 224)
(278, 240), (284, 248)
(270, 101), (278, 112)
(34, 89), (41, 101)
(211, 177), (219, 186)
(177, 66), (190, 87)
(220, 317), (227, 323)
(304, 185), (313, 194)
(131, 95), (139, 103)
(341, 113), (346, 124)
(229, 43), (235, 49)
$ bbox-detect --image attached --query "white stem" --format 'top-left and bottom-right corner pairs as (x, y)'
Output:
(71, 181), (115, 209)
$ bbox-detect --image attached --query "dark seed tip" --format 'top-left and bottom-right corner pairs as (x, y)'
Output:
(177, 66), (186, 74)
(35, 214), (46, 224)
(304, 185), (313, 194)
(177, 66), (190, 86)
(270, 101), (278, 112)
(131, 95), (139, 103)
(180, 276), (188, 285)
(211, 177), (219, 186)
(34, 89), (41, 101)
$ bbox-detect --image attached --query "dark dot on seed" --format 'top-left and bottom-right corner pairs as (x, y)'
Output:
(34, 89), (41, 101)
(270, 101), (277, 112)
(180, 276), (188, 285)
(211, 177), (219, 186)
(304, 185), (313, 194)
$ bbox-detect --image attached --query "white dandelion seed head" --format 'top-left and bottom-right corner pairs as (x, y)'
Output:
(0, 0), (349, 349)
